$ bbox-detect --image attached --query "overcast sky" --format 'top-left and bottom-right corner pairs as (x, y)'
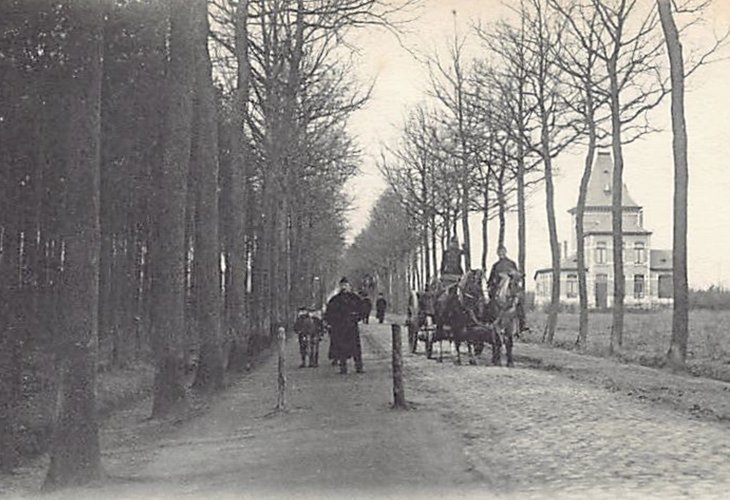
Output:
(343, 0), (730, 289)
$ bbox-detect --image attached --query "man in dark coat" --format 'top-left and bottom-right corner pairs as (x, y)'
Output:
(325, 277), (364, 374)
(441, 239), (465, 277)
(360, 293), (372, 324)
(487, 245), (528, 332)
(375, 293), (387, 323)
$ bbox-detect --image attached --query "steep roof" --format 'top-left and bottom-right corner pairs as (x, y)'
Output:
(568, 151), (641, 213)
(650, 249), (673, 270)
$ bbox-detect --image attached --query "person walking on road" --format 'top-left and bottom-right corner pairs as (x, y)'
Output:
(375, 293), (387, 324)
(325, 277), (364, 374)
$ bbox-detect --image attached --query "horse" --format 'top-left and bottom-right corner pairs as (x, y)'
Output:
(431, 270), (498, 364)
(483, 272), (521, 367)
(431, 269), (519, 366)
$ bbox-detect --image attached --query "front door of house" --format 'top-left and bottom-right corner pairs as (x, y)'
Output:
(595, 274), (608, 309)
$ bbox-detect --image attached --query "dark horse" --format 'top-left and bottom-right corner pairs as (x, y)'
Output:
(432, 269), (518, 366)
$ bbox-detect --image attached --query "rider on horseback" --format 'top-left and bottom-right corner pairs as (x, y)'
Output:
(441, 238), (465, 288)
(487, 245), (529, 333)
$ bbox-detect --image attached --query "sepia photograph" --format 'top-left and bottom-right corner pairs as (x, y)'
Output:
(1, 0), (730, 498)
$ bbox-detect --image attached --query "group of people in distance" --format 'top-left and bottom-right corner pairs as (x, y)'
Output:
(293, 277), (388, 375)
(294, 242), (527, 376)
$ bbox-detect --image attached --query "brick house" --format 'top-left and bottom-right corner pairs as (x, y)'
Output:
(534, 151), (674, 309)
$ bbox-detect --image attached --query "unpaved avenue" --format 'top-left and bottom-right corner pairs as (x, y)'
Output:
(34, 322), (479, 500)
(16, 321), (730, 499)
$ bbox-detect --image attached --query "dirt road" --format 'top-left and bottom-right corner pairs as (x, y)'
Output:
(7, 320), (730, 499)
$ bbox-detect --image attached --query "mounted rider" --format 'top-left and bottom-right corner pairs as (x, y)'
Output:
(487, 245), (528, 332)
(440, 238), (466, 288)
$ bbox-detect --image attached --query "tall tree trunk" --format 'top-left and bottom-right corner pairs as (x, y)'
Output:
(498, 169), (506, 249)
(517, 103), (527, 277)
(542, 110), (560, 343)
(608, 57), (625, 353)
(430, 213), (437, 278)
(481, 188), (489, 270)
(227, 0), (250, 365)
(575, 88), (597, 350)
(191, 0), (225, 391)
(422, 216), (426, 283)
(460, 188), (471, 270)
(150, 0), (195, 418)
(43, 0), (103, 487)
(658, 0), (689, 368)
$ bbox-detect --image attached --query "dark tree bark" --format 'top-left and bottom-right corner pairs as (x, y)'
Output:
(542, 112), (561, 343)
(150, 0), (195, 418)
(190, 0), (225, 392)
(575, 102), (597, 349)
(658, 0), (689, 367)
(225, 0), (251, 372)
(608, 54), (625, 353)
(43, 0), (104, 488)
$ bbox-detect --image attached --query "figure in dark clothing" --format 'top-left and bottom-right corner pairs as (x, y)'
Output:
(294, 308), (319, 368)
(360, 294), (372, 324)
(441, 239), (465, 285)
(487, 246), (528, 332)
(325, 277), (364, 374)
(375, 293), (387, 323)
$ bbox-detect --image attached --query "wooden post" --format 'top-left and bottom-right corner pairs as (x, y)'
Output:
(391, 324), (407, 409)
(276, 326), (286, 411)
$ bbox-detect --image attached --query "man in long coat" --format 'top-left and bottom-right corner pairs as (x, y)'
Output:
(375, 293), (387, 324)
(325, 277), (364, 374)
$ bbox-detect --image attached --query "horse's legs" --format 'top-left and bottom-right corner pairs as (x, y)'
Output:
(454, 340), (461, 365)
(468, 342), (476, 365)
(492, 331), (502, 366)
(438, 340), (443, 363)
(505, 332), (514, 367)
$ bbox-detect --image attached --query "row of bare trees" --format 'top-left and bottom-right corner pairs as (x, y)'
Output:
(372, 0), (723, 366)
(0, 0), (412, 489)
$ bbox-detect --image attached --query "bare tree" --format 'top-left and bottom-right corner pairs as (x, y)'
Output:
(658, 0), (729, 366)
(518, 0), (579, 343)
(548, 0), (611, 348)
(587, 0), (669, 352)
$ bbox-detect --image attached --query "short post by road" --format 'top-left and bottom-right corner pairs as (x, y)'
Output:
(391, 323), (407, 409)
(276, 326), (287, 411)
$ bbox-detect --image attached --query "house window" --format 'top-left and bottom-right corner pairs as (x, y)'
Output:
(658, 274), (673, 298)
(596, 242), (607, 264)
(635, 242), (645, 264)
(634, 274), (645, 299)
(566, 274), (577, 298)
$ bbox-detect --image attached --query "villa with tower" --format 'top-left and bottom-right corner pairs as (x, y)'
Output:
(534, 151), (674, 310)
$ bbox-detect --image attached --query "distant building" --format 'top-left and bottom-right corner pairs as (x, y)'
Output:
(534, 151), (674, 309)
